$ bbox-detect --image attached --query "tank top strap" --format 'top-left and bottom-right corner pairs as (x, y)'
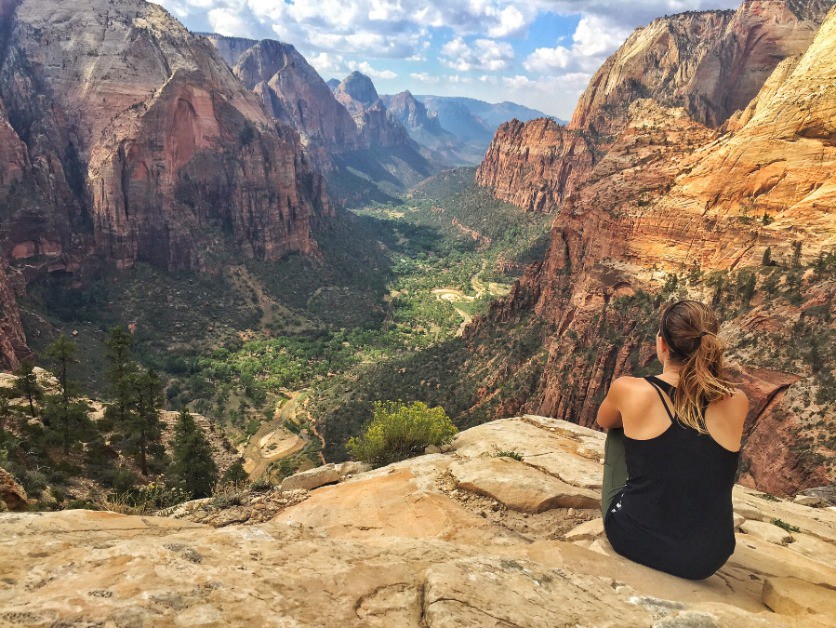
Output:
(645, 375), (675, 421)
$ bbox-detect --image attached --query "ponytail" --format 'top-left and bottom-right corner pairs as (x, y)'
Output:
(660, 301), (736, 432)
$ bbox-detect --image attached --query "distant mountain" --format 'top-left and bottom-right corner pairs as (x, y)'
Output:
(205, 38), (437, 203)
(378, 94), (557, 165)
(414, 96), (557, 144)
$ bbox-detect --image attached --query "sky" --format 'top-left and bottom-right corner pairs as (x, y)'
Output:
(152, 0), (741, 119)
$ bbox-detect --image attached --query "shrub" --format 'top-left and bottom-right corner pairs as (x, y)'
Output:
(347, 400), (457, 467)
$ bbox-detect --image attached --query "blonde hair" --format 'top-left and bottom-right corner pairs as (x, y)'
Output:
(659, 300), (736, 432)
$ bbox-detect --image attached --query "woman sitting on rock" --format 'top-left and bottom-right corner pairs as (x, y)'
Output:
(596, 300), (749, 580)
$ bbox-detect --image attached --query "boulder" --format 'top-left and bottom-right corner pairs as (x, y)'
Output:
(762, 577), (836, 618)
(740, 520), (794, 545)
(280, 464), (342, 491)
(450, 457), (600, 513)
(564, 518), (605, 542)
(0, 467), (27, 511)
(793, 494), (823, 507)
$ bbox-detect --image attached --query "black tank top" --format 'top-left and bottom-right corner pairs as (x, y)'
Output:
(604, 375), (740, 580)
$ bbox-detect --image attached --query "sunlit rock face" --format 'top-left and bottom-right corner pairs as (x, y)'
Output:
(469, 2), (836, 495)
(477, 0), (825, 214)
(0, 0), (330, 272)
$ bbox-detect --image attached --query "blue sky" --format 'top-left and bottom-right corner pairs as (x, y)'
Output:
(153, 0), (740, 119)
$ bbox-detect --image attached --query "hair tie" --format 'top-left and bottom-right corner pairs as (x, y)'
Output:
(697, 331), (715, 339)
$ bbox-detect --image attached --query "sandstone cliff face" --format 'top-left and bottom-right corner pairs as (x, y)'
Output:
(469, 2), (836, 495)
(477, 0), (826, 214)
(2, 417), (835, 624)
(206, 35), (360, 169)
(476, 118), (593, 212)
(0, 259), (28, 370)
(0, 0), (330, 271)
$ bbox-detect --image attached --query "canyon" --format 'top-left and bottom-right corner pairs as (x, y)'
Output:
(469, 0), (835, 495)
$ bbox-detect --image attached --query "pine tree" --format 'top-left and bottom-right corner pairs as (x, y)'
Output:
(105, 326), (136, 426)
(43, 335), (81, 453)
(13, 360), (41, 418)
(128, 369), (163, 476)
(43, 335), (76, 405)
(169, 409), (218, 498)
(792, 241), (802, 267)
(222, 459), (248, 486)
(761, 247), (772, 267)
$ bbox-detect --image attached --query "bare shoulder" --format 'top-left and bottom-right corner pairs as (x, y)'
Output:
(710, 388), (749, 420)
(607, 376), (646, 397)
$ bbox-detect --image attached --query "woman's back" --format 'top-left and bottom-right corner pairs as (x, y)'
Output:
(603, 375), (742, 580)
(597, 300), (749, 579)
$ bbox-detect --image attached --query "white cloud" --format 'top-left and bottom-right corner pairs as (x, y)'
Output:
(347, 60), (398, 80)
(440, 38), (514, 72)
(307, 52), (347, 76)
(524, 14), (631, 75)
(410, 72), (440, 83)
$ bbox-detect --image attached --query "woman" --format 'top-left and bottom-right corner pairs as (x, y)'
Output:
(596, 300), (749, 580)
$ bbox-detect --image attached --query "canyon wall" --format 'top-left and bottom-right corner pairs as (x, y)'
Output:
(206, 35), (361, 169)
(0, 0), (330, 272)
(468, 1), (836, 495)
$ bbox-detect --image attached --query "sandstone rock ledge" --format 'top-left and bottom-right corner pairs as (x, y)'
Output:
(1, 417), (835, 627)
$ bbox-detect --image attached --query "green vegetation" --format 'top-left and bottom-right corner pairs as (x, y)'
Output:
(347, 400), (457, 467)
(771, 518), (801, 533)
(169, 410), (218, 499)
(492, 448), (524, 461)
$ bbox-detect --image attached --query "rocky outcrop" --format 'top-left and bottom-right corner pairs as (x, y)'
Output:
(0, 0), (330, 272)
(206, 35), (360, 169)
(2, 417), (835, 625)
(0, 466), (27, 510)
(385, 91), (444, 136)
(468, 2), (836, 495)
(476, 118), (593, 212)
(334, 71), (380, 112)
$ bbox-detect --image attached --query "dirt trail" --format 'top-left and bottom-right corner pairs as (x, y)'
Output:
(241, 390), (308, 480)
(431, 263), (508, 337)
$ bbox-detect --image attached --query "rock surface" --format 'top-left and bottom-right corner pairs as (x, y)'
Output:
(2, 417), (835, 626)
(205, 35), (360, 170)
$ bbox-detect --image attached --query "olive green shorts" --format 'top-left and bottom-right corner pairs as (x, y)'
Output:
(602, 428), (628, 517)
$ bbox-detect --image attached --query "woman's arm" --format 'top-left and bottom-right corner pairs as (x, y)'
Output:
(596, 377), (626, 429)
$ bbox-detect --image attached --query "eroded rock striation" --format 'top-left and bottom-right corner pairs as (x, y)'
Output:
(2, 417), (835, 625)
